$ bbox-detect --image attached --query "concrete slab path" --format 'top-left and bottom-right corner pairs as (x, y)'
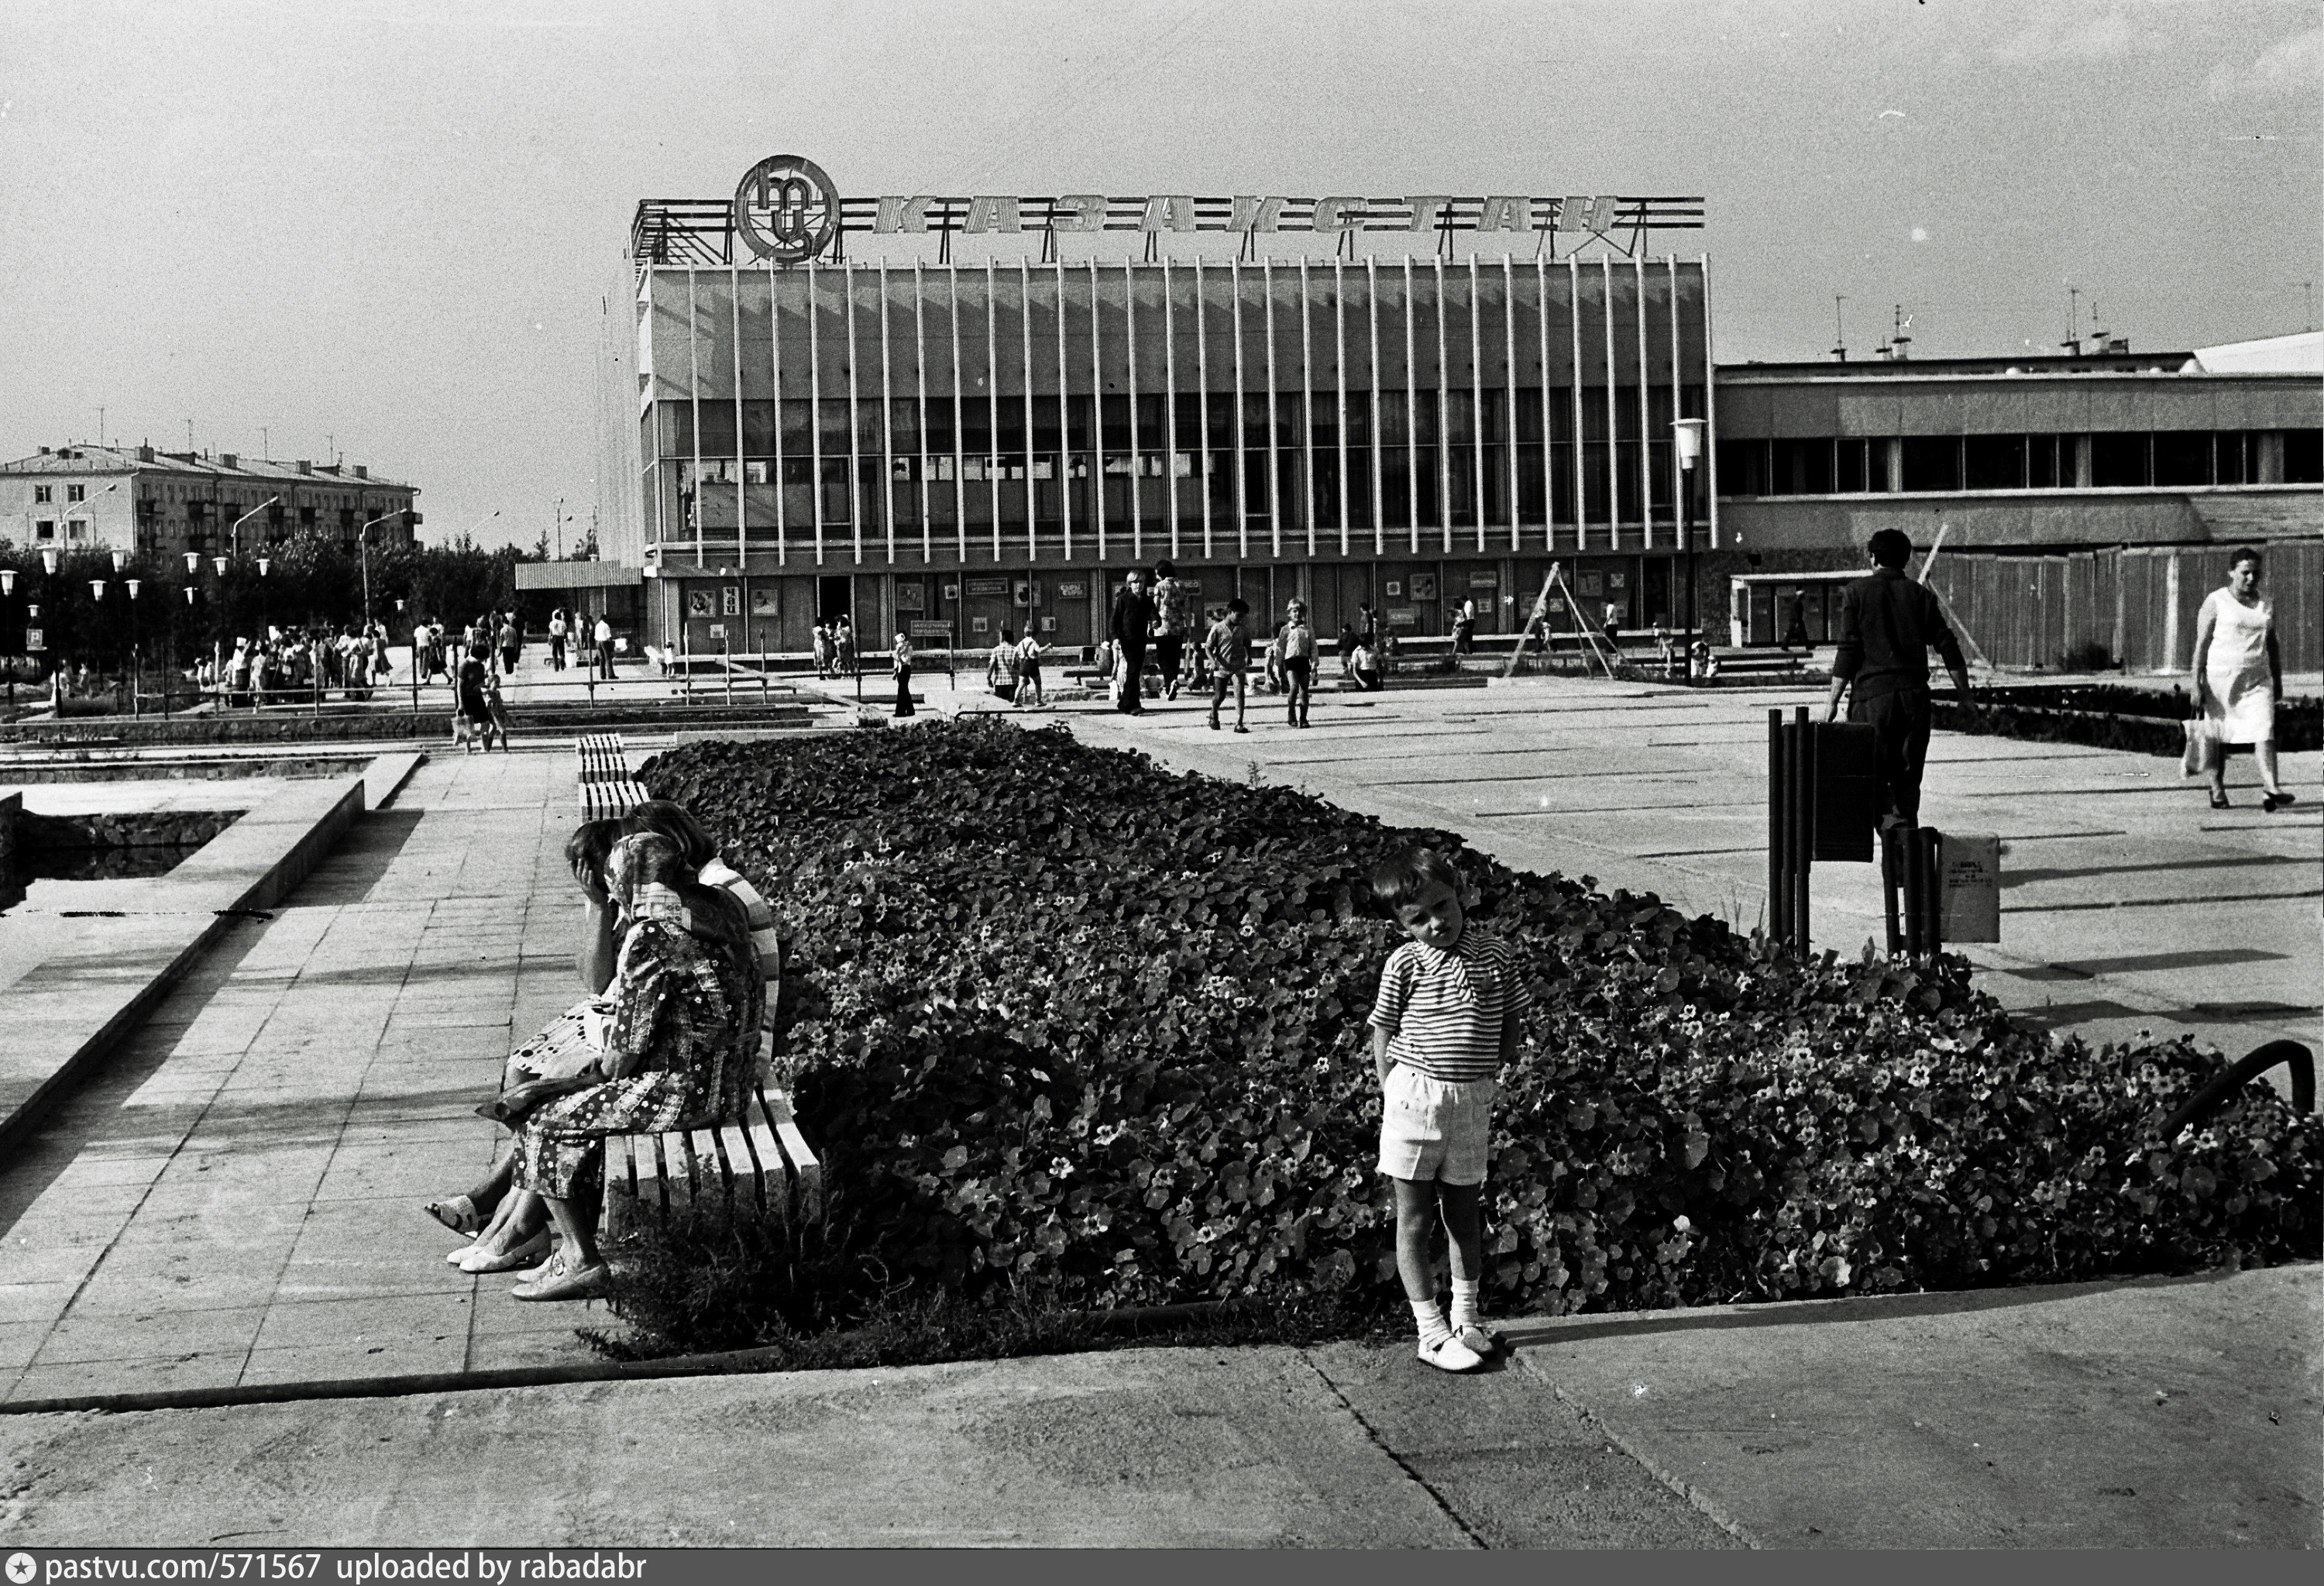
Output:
(0, 752), (608, 1403)
(0, 1265), (2310, 1546)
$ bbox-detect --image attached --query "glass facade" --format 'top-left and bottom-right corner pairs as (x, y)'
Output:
(635, 254), (1713, 571)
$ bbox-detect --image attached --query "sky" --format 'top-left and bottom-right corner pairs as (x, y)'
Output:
(3, 0), (2316, 552)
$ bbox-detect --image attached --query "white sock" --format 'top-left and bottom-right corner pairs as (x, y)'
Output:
(1449, 1278), (1482, 1330)
(1410, 1299), (1450, 1344)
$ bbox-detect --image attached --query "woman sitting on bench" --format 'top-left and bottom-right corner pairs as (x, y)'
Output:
(494, 831), (761, 1300)
(427, 805), (772, 1290)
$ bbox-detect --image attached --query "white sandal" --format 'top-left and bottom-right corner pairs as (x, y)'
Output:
(1417, 1333), (1484, 1373)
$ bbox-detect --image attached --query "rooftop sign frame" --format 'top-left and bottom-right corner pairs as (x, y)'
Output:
(635, 158), (1703, 267)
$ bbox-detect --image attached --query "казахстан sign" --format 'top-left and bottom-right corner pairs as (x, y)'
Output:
(721, 154), (1703, 263)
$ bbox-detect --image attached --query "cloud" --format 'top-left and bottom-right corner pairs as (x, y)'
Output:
(2206, 23), (2324, 98)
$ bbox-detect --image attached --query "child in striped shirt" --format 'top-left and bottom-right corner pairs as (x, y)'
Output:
(1367, 846), (1528, 1372)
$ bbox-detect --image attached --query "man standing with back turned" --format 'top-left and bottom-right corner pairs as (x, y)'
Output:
(1824, 528), (1972, 827)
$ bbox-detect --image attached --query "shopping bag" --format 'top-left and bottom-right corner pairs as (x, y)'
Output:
(2180, 717), (2219, 778)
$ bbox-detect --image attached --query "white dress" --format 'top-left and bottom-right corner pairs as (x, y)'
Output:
(2199, 589), (2274, 745)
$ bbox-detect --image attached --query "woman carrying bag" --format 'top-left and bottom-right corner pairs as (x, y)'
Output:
(2190, 546), (2293, 811)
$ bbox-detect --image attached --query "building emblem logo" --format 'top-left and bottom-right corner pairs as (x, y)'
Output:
(734, 155), (839, 263)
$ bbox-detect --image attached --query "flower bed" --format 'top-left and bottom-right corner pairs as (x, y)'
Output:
(639, 721), (2319, 1320)
(1934, 686), (2320, 756)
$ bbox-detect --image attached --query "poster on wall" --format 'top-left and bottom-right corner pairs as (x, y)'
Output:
(894, 584), (925, 611)
(721, 586), (740, 615)
(751, 588), (778, 616)
(686, 590), (713, 618)
(1409, 573), (1438, 602)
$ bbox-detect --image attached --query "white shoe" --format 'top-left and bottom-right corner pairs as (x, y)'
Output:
(1452, 1319), (1502, 1357)
(1417, 1333), (1484, 1372)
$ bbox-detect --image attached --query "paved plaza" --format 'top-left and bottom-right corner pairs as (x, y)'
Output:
(0, 668), (2315, 1545)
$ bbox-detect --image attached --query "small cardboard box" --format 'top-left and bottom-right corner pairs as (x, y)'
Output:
(1939, 831), (2002, 944)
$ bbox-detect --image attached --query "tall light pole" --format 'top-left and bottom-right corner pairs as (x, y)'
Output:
(1673, 418), (1707, 666)
(356, 512), (400, 624)
(226, 496), (280, 559)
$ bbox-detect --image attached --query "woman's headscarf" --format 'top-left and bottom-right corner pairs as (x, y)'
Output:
(605, 831), (746, 948)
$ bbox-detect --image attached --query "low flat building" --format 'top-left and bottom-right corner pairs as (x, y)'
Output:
(1713, 335), (2322, 672)
(0, 444), (421, 563)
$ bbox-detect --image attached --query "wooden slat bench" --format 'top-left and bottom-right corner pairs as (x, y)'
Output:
(600, 1086), (824, 1239)
(576, 731), (648, 821)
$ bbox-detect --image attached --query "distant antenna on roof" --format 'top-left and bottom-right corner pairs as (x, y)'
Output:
(1885, 304), (1912, 361)
(1831, 294), (1848, 362)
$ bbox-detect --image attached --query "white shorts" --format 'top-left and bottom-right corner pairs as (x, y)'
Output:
(1377, 1065), (1496, 1186)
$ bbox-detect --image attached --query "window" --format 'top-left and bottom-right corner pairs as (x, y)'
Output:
(2152, 430), (2212, 488)
(2090, 432), (2149, 488)
(2286, 427), (2323, 483)
(67, 483), (86, 503)
(1899, 436), (1961, 493)
(2027, 435), (2061, 487)
(35, 519), (54, 540)
(1963, 434), (2027, 491)
(33, 485), (50, 504)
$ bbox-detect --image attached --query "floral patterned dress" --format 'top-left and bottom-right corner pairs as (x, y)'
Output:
(511, 889), (763, 1199)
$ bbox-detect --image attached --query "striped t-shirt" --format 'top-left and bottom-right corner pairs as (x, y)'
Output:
(1368, 927), (1528, 1082)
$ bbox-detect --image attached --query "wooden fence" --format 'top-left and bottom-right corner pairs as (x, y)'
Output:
(1923, 540), (2319, 674)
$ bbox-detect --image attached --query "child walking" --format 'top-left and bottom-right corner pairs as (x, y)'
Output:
(1205, 597), (1251, 732)
(1367, 846), (1528, 1372)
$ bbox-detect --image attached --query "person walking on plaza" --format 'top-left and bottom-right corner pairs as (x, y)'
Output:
(497, 611), (521, 678)
(890, 631), (916, 718)
(1014, 627), (1047, 710)
(593, 612), (615, 679)
(1110, 569), (1157, 714)
(1151, 558), (1199, 699)
(834, 613), (857, 677)
(1281, 599), (1317, 728)
(547, 607), (569, 672)
(1824, 528), (1971, 828)
(987, 625), (1018, 700)
(1452, 598), (1476, 658)
(812, 621), (834, 679)
(1366, 846), (1528, 1373)
(2192, 546), (2293, 811)
(455, 645), (494, 752)
(1205, 597), (1251, 733)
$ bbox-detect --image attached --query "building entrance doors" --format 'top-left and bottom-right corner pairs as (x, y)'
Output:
(816, 576), (851, 623)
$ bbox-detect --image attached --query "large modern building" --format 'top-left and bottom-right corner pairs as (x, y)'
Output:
(0, 444), (420, 563)
(593, 159), (2319, 673)
(594, 173), (1717, 656)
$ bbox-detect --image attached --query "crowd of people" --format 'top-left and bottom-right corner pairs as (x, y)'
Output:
(1092, 561), (1402, 730)
(193, 621), (397, 705)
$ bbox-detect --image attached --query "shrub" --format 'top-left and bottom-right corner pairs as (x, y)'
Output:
(638, 721), (2321, 1326)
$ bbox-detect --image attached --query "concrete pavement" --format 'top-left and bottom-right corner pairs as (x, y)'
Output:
(1, 1265), (2312, 1546)
(0, 669), (2315, 1546)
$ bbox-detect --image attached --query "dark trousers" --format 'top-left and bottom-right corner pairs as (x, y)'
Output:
(1284, 657), (1312, 722)
(1153, 635), (1185, 690)
(893, 665), (915, 717)
(1849, 686), (1934, 826)
(1116, 642), (1147, 711)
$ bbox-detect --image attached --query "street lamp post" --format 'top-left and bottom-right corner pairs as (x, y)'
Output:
(1673, 418), (1707, 675)
(356, 512), (399, 625)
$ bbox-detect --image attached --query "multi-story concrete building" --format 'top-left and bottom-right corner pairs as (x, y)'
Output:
(0, 444), (420, 563)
